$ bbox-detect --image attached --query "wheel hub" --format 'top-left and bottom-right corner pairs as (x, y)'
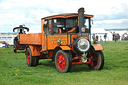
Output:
(27, 51), (30, 64)
(57, 54), (66, 70)
(59, 61), (62, 64)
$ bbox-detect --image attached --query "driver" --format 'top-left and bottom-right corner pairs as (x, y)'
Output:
(19, 29), (23, 34)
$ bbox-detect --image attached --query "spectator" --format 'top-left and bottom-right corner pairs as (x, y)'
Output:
(124, 33), (127, 40)
(92, 33), (96, 44)
(121, 34), (124, 41)
(112, 33), (115, 41)
(114, 33), (118, 42)
(100, 36), (103, 42)
(96, 35), (99, 43)
(104, 34), (107, 42)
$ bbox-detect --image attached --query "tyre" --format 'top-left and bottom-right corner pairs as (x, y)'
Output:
(26, 47), (39, 66)
(13, 40), (17, 53)
(55, 50), (72, 73)
(88, 50), (104, 70)
(14, 47), (17, 53)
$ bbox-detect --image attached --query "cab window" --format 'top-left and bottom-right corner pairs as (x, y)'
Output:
(43, 19), (50, 35)
(48, 19), (52, 33)
(84, 18), (89, 29)
(66, 18), (77, 28)
(53, 18), (66, 33)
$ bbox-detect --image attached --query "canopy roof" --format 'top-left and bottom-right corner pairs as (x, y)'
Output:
(104, 28), (128, 31)
(13, 25), (29, 32)
(42, 13), (94, 19)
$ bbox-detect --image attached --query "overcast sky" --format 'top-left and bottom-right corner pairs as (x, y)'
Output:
(0, 0), (128, 33)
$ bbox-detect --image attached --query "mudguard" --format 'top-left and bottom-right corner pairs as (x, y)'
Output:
(29, 45), (41, 56)
(92, 44), (104, 51)
(60, 46), (71, 50)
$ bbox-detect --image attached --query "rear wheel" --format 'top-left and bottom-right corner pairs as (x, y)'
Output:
(13, 40), (17, 53)
(55, 50), (72, 73)
(26, 47), (39, 66)
(14, 46), (17, 53)
(88, 49), (104, 70)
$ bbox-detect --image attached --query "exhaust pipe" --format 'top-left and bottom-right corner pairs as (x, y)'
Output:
(78, 7), (85, 33)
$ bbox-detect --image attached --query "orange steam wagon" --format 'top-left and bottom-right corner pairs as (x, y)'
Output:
(19, 8), (104, 73)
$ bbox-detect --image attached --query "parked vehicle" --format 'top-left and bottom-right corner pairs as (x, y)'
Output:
(13, 25), (29, 53)
(19, 8), (104, 73)
(0, 41), (9, 48)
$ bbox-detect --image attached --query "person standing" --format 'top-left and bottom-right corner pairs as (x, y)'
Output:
(100, 36), (103, 42)
(92, 33), (96, 44)
(96, 35), (99, 43)
(124, 33), (127, 40)
(114, 33), (118, 42)
(104, 34), (107, 42)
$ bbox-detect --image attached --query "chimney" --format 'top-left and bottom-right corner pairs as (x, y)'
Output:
(78, 7), (85, 33)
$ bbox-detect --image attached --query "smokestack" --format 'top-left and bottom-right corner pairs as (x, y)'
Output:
(78, 7), (85, 33)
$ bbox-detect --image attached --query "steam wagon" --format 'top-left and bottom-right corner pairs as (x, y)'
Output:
(13, 25), (29, 53)
(19, 8), (104, 73)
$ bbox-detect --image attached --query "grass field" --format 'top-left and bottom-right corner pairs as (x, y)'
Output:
(0, 41), (128, 85)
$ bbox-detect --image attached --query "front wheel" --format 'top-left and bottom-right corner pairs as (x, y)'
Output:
(88, 50), (104, 70)
(55, 50), (72, 73)
(26, 47), (39, 67)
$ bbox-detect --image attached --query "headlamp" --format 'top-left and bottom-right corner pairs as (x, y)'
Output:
(77, 38), (90, 52)
(72, 38), (90, 54)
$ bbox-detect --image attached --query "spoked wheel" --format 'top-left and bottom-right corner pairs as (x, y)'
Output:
(55, 50), (72, 73)
(88, 49), (104, 70)
(26, 50), (31, 64)
(26, 47), (39, 67)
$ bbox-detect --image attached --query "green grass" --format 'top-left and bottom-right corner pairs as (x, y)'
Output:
(0, 41), (128, 85)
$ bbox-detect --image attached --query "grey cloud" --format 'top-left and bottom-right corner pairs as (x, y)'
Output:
(94, 3), (128, 21)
